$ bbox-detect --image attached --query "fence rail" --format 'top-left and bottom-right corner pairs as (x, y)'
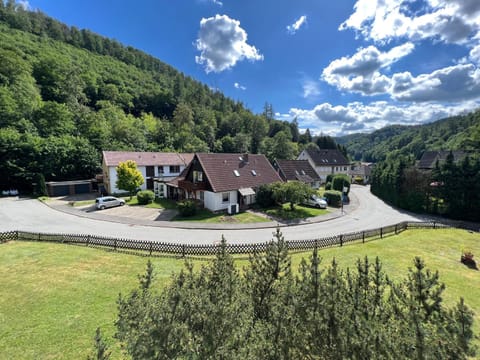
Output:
(0, 221), (459, 257)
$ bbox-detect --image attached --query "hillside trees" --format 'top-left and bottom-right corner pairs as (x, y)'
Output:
(371, 154), (480, 221)
(112, 230), (476, 359)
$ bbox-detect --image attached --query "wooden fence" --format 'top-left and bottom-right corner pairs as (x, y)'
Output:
(0, 221), (455, 258)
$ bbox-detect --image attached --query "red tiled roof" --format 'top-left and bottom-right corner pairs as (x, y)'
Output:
(195, 153), (283, 193)
(275, 159), (320, 182)
(102, 151), (194, 167)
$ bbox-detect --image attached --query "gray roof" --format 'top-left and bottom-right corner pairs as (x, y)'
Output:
(305, 149), (350, 166)
(418, 151), (467, 169)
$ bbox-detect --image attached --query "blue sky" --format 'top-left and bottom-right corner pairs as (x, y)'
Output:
(20, 0), (480, 136)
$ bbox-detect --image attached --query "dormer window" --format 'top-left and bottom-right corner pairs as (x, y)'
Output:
(234, 170), (240, 177)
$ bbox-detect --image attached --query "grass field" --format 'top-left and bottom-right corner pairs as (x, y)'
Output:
(0, 228), (479, 359)
(265, 203), (329, 220)
(172, 209), (270, 223)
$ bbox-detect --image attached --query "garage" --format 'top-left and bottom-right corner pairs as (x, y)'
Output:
(46, 180), (94, 197)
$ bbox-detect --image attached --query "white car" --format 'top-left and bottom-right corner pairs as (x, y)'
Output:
(303, 195), (327, 209)
(95, 196), (125, 210)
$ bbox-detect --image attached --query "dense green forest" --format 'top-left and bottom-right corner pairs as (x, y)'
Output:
(0, 2), (327, 191)
(337, 110), (480, 162)
(371, 153), (480, 221)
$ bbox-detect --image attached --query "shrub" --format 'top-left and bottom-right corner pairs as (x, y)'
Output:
(332, 174), (350, 194)
(256, 184), (276, 208)
(326, 174), (334, 183)
(137, 190), (155, 205)
(325, 182), (332, 190)
(323, 190), (342, 207)
(177, 199), (197, 217)
(34, 173), (47, 197)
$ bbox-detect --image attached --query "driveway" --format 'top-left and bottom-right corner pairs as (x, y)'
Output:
(0, 186), (425, 245)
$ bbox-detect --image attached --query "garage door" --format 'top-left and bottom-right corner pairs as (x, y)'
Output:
(51, 185), (69, 196)
(74, 183), (90, 194)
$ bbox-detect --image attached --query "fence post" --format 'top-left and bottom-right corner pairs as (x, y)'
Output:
(362, 231), (365, 244)
(380, 228), (383, 239)
(16, 230), (19, 241)
(114, 239), (117, 251)
(433, 221), (436, 229)
(86, 235), (90, 247)
(182, 244), (186, 258)
(38, 233), (41, 241)
(395, 224), (397, 235)
(339, 235), (343, 247)
(149, 242), (153, 256)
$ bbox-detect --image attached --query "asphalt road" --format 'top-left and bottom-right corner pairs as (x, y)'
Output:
(0, 185), (425, 245)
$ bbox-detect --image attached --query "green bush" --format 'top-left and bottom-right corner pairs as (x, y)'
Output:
(332, 174), (350, 194)
(323, 190), (342, 207)
(177, 199), (197, 217)
(256, 184), (276, 208)
(137, 190), (155, 205)
(325, 182), (332, 190)
(326, 174), (334, 183)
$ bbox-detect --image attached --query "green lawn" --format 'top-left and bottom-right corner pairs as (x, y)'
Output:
(1, 228), (479, 359)
(172, 209), (270, 223)
(265, 203), (329, 220)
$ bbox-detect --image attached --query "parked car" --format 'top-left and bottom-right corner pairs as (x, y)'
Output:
(95, 196), (125, 210)
(303, 194), (327, 209)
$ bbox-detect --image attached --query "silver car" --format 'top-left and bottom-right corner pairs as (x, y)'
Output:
(303, 195), (327, 209)
(95, 196), (125, 210)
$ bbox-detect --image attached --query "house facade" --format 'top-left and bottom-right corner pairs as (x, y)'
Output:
(175, 153), (282, 212)
(102, 151), (193, 196)
(297, 149), (350, 183)
(273, 159), (321, 189)
(348, 162), (373, 184)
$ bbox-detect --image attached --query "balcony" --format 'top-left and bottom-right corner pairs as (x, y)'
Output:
(178, 180), (207, 192)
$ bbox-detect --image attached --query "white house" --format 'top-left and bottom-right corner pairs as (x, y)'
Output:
(174, 153), (282, 212)
(101, 151), (193, 197)
(297, 148), (351, 183)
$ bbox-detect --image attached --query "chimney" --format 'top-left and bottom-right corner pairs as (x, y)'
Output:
(243, 153), (249, 164)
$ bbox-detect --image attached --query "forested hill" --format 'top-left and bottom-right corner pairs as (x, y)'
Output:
(0, 2), (311, 190)
(337, 109), (480, 162)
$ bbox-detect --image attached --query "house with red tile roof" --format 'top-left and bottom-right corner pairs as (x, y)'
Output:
(174, 153), (282, 212)
(272, 159), (321, 189)
(102, 151), (193, 196)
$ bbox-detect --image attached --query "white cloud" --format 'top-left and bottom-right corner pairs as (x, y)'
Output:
(211, 0), (223, 6)
(340, 0), (480, 45)
(287, 100), (480, 136)
(470, 44), (480, 65)
(287, 15), (307, 35)
(322, 43), (414, 95)
(195, 14), (263, 73)
(391, 64), (480, 102)
(234, 82), (247, 90)
(302, 79), (320, 98)
(17, 0), (30, 10)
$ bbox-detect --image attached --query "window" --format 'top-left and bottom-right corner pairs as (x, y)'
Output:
(222, 192), (229, 203)
(158, 166), (164, 174)
(170, 165), (180, 173)
(193, 170), (203, 183)
(199, 191), (204, 201)
(233, 170), (240, 177)
(251, 170), (257, 176)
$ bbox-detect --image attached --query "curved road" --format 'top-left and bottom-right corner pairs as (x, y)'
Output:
(0, 186), (425, 245)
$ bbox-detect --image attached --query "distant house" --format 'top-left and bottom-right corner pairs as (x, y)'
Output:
(297, 148), (350, 183)
(418, 150), (467, 170)
(272, 159), (320, 189)
(348, 162), (373, 184)
(102, 151), (194, 197)
(174, 153), (282, 212)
